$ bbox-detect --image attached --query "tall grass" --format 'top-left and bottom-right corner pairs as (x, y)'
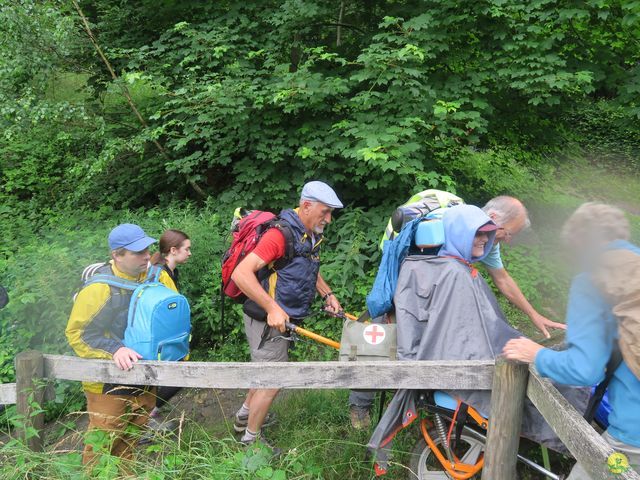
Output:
(0, 390), (402, 480)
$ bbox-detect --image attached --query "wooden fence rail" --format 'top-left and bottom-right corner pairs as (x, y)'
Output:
(42, 354), (495, 390)
(2, 351), (638, 479)
(528, 366), (640, 480)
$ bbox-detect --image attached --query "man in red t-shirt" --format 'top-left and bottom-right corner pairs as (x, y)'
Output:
(231, 181), (343, 453)
(252, 228), (288, 267)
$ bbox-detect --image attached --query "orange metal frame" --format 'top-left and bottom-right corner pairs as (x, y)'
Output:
(419, 403), (488, 479)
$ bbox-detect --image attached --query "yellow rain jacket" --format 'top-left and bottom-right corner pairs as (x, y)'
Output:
(65, 261), (176, 393)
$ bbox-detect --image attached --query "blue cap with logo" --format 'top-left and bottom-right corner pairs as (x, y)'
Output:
(108, 224), (157, 252)
(300, 181), (343, 209)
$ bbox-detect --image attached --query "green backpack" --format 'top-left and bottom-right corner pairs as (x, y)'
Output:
(379, 189), (464, 250)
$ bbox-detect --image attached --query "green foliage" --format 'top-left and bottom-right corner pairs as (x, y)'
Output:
(484, 242), (569, 338)
(564, 100), (640, 163)
(0, 0), (83, 97)
(1, 2), (640, 473)
(1, 388), (562, 478)
(0, 390), (414, 479)
(3, 1), (640, 212)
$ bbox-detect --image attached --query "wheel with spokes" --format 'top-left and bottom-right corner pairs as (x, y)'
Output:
(408, 428), (485, 479)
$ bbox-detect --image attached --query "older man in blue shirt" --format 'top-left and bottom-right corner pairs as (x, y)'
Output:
(504, 202), (640, 478)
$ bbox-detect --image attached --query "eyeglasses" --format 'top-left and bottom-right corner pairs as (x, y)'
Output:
(497, 227), (513, 241)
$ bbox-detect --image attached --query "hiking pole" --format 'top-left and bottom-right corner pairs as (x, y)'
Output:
(256, 309), (361, 350)
(285, 322), (341, 350)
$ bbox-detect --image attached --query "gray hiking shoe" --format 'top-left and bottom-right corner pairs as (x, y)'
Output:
(233, 412), (277, 433)
(240, 435), (282, 458)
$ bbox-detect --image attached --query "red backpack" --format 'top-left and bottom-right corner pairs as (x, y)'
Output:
(221, 210), (295, 302)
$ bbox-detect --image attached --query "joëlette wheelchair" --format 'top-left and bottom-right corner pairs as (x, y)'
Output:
(408, 390), (561, 480)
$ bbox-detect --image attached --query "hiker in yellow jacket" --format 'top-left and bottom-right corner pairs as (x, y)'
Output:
(66, 223), (176, 465)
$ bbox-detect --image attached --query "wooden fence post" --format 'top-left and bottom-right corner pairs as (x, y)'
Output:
(481, 358), (529, 480)
(15, 350), (45, 452)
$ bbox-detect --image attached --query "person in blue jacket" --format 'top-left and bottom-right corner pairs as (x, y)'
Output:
(503, 202), (640, 478)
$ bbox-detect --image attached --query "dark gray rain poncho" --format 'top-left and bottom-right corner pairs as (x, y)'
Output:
(367, 205), (588, 474)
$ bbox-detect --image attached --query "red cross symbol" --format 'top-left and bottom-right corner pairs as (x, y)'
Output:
(363, 325), (386, 345)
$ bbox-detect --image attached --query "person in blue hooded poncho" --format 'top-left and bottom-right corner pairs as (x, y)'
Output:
(393, 204), (522, 363)
(439, 204), (499, 264)
(353, 205), (503, 426)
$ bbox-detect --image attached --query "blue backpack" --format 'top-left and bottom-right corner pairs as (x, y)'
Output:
(366, 212), (449, 318)
(84, 266), (191, 361)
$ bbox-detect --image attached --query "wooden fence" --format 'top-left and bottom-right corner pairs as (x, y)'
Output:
(1, 351), (638, 480)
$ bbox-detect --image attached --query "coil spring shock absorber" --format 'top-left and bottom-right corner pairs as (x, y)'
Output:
(434, 413), (455, 463)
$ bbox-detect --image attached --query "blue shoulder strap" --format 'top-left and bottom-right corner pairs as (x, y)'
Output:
(366, 217), (423, 318)
(83, 265), (161, 291)
(83, 274), (140, 291)
(146, 265), (163, 283)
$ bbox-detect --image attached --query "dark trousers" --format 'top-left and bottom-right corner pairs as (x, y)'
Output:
(156, 386), (181, 409)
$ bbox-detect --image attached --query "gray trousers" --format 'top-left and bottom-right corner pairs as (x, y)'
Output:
(566, 430), (640, 479)
(349, 390), (376, 408)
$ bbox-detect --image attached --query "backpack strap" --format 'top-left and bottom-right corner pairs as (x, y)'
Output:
(145, 265), (163, 283)
(81, 262), (110, 283)
(276, 221), (296, 261)
(268, 219), (297, 270)
(83, 274), (140, 291)
(584, 342), (623, 424)
(253, 220), (299, 285)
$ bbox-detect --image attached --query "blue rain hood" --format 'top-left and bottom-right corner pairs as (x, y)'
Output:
(438, 205), (496, 263)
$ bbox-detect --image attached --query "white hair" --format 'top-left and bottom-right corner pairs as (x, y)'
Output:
(482, 196), (531, 229)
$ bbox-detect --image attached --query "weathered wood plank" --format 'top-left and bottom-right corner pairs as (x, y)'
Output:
(482, 359), (529, 480)
(527, 367), (640, 480)
(43, 355), (494, 390)
(0, 383), (17, 405)
(15, 351), (45, 452)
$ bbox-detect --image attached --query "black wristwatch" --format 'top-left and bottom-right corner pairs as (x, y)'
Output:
(322, 291), (334, 301)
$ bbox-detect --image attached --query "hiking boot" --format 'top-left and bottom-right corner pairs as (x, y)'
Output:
(240, 435), (282, 458)
(233, 412), (277, 433)
(350, 405), (371, 430)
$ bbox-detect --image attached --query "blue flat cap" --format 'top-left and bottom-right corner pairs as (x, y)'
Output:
(108, 223), (157, 252)
(300, 181), (343, 209)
